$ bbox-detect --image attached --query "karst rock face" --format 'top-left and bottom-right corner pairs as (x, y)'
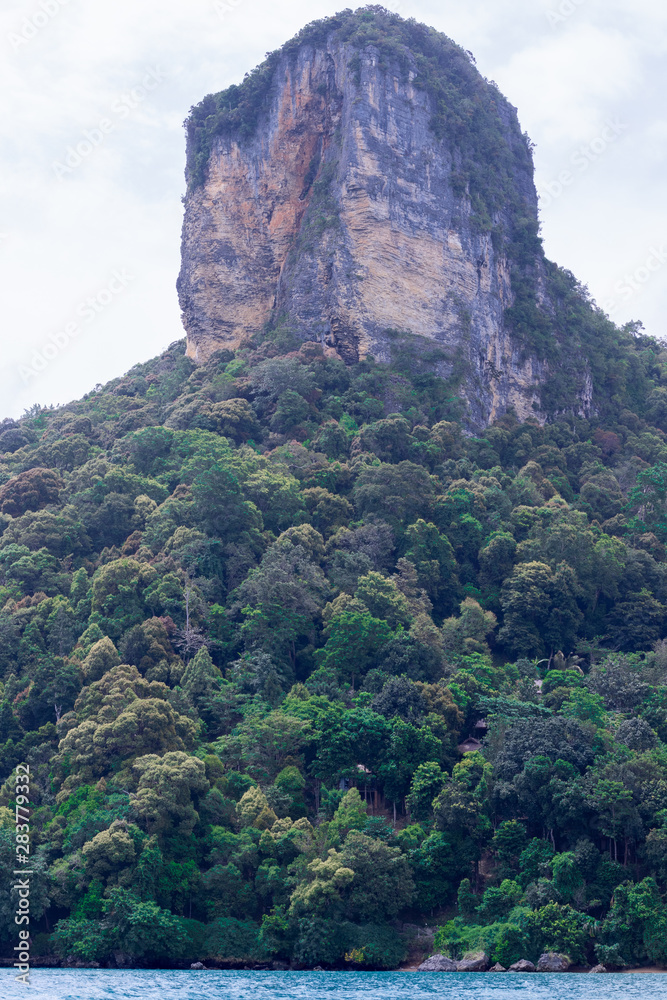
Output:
(178, 11), (558, 427)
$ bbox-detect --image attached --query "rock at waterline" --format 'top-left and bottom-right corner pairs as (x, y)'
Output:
(490, 963), (507, 972)
(508, 959), (536, 972)
(589, 965), (608, 973)
(537, 953), (571, 972)
(417, 954), (457, 971)
(456, 951), (489, 972)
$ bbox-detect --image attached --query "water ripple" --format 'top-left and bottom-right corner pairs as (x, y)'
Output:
(2, 969), (666, 1000)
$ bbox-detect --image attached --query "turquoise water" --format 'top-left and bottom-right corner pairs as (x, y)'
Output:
(2, 970), (666, 1000)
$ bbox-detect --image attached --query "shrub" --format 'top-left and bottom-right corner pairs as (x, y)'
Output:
(205, 917), (267, 962)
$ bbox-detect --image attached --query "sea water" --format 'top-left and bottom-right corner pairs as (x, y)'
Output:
(1, 970), (666, 1000)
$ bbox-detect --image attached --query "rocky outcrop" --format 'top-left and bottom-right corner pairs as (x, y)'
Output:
(509, 959), (536, 972)
(490, 963), (507, 972)
(456, 951), (489, 971)
(537, 953), (571, 972)
(178, 12), (567, 429)
(417, 954), (457, 971)
(589, 965), (607, 973)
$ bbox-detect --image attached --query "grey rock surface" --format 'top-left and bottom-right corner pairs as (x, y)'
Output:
(509, 959), (537, 972)
(456, 951), (489, 972)
(417, 954), (458, 971)
(537, 953), (571, 972)
(178, 29), (568, 429)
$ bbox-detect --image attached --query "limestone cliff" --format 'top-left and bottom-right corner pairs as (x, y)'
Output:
(178, 9), (589, 427)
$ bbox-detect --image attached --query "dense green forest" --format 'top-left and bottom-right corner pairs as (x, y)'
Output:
(3, 325), (667, 969)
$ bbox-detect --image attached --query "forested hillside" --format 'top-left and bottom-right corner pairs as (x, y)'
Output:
(3, 327), (667, 968)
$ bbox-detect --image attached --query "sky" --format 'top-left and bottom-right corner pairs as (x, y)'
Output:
(1, 0), (665, 419)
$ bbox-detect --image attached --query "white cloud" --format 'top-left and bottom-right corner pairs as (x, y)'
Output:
(497, 24), (639, 142)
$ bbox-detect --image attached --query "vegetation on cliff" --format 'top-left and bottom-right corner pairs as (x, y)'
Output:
(185, 6), (534, 231)
(183, 6), (644, 424)
(2, 324), (667, 968)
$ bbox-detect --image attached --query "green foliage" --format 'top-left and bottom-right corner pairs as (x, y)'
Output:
(406, 761), (445, 821)
(206, 917), (267, 962)
(5, 191), (667, 969)
(627, 462), (667, 541)
(596, 878), (667, 967)
(184, 6), (535, 268)
(476, 879), (523, 922)
(53, 887), (189, 963)
(434, 918), (526, 965)
(0, 467), (62, 517)
(526, 902), (593, 964)
(328, 789), (368, 845)
(316, 600), (394, 687)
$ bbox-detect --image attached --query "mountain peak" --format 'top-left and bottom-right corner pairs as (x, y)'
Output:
(177, 8), (609, 428)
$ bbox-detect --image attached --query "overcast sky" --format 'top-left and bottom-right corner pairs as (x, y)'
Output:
(1, 0), (665, 419)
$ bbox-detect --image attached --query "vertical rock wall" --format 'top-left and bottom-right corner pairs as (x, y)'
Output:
(178, 40), (550, 426)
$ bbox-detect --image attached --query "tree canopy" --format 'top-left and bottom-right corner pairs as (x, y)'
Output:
(3, 313), (667, 969)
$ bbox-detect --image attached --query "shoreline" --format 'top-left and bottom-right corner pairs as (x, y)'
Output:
(398, 965), (667, 974)
(2, 959), (666, 974)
